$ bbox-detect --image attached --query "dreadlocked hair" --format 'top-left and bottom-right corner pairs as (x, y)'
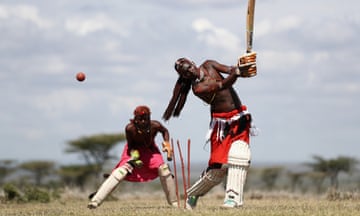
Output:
(162, 76), (192, 121)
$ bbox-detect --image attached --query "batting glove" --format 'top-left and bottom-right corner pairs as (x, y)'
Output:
(237, 52), (257, 78)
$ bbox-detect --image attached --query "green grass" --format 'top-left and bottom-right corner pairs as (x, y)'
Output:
(1, 191), (359, 216)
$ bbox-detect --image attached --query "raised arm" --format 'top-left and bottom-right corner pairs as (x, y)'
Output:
(212, 53), (257, 78)
(209, 60), (240, 89)
(193, 60), (240, 95)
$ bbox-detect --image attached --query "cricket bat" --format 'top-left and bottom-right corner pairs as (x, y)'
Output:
(246, 0), (256, 53)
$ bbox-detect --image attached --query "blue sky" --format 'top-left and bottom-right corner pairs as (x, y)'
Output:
(0, 0), (359, 165)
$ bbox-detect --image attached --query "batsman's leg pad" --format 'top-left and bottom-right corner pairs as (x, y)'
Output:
(223, 140), (251, 208)
(187, 167), (227, 197)
(88, 164), (131, 209)
(158, 163), (178, 206)
(186, 167), (227, 209)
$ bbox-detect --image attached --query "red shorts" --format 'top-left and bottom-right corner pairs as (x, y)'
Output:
(113, 143), (164, 182)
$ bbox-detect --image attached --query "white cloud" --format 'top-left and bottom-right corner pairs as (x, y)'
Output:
(31, 89), (94, 118)
(131, 80), (163, 94)
(2, 55), (68, 76)
(345, 83), (360, 93)
(108, 95), (150, 116)
(277, 15), (302, 32)
(261, 50), (305, 71)
(310, 20), (354, 43)
(256, 15), (302, 37)
(24, 128), (45, 141)
(0, 4), (52, 28)
(0, 5), (8, 19)
(30, 88), (145, 120)
(192, 18), (240, 51)
(322, 83), (360, 94)
(65, 13), (129, 37)
(312, 51), (330, 63)
(43, 56), (68, 74)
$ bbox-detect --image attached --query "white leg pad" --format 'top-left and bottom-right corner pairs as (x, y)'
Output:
(187, 167), (227, 197)
(88, 164), (131, 208)
(223, 140), (250, 208)
(227, 140), (251, 166)
(158, 164), (178, 206)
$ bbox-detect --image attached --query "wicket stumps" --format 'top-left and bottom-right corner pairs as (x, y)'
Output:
(171, 138), (191, 209)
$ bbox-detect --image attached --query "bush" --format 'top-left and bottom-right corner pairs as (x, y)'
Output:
(3, 183), (26, 202)
(24, 186), (50, 203)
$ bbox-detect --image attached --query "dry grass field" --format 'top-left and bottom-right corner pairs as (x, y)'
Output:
(1, 189), (360, 216)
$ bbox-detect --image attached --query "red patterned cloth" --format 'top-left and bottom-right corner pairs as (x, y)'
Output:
(113, 143), (164, 182)
(208, 108), (250, 165)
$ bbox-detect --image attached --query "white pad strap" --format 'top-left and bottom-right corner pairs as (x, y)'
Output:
(158, 164), (177, 205)
(187, 167), (227, 197)
(90, 164), (130, 206)
(224, 140), (250, 207)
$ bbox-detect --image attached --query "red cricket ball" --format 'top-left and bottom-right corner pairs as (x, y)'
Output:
(76, 72), (86, 82)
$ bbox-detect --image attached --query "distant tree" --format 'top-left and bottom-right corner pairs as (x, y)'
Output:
(19, 160), (55, 186)
(306, 171), (327, 193)
(287, 171), (306, 192)
(0, 160), (17, 185)
(305, 155), (358, 189)
(260, 166), (283, 190)
(65, 133), (125, 176)
(58, 164), (97, 191)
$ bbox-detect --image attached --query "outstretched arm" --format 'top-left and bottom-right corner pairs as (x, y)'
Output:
(193, 60), (239, 94)
(153, 120), (173, 161)
(153, 120), (170, 142)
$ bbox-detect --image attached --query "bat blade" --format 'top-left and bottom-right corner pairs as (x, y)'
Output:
(246, 0), (256, 53)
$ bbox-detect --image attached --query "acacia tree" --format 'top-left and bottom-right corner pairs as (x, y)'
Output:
(287, 171), (306, 193)
(19, 160), (55, 186)
(58, 164), (96, 191)
(260, 166), (283, 190)
(305, 155), (358, 190)
(65, 133), (126, 176)
(306, 171), (327, 193)
(0, 160), (17, 186)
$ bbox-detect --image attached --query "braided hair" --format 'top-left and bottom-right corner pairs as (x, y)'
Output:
(162, 58), (193, 121)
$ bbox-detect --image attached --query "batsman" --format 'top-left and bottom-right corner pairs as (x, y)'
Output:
(162, 0), (257, 208)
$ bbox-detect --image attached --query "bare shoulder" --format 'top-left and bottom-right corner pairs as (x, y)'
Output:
(125, 122), (135, 132)
(152, 120), (168, 132)
(202, 60), (223, 72)
(151, 120), (162, 128)
(202, 59), (218, 66)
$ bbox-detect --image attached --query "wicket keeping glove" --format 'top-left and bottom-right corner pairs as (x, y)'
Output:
(129, 149), (143, 168)
(162, 141), (173, 161)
